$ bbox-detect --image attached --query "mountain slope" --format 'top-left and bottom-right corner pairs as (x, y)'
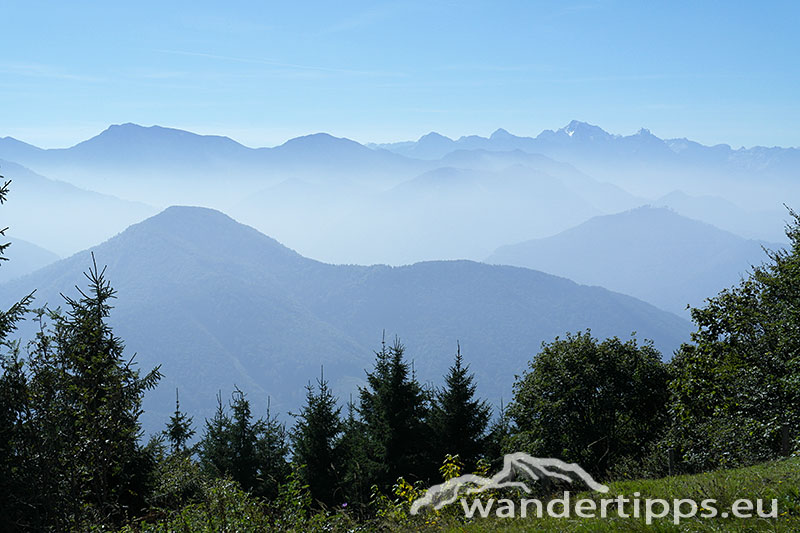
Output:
(0, 159), (156, 255)
(0, 206), (691, 434)
(487, 207), (780, 314)
(0, 237), (59, 283)
(234, 159), (630, 265)
(653, 190), (788, 243)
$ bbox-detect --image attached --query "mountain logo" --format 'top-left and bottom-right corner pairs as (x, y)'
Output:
(409, 452), (609, 514)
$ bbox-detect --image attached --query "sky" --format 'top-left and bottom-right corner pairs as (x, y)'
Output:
(2, 1), (799, 149)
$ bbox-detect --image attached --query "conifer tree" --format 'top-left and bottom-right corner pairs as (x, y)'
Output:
(0, 177), (40, 532)
(164, 388), (195, 455)
(257, 397), (291, 500)
(198, 392), (231, 474)
(197, 389), (289, 499)
(46, 256), (162, 524)
(291, 369), (344, 507)
(338, 395), (371, 509)
(430, 343), (491, 470)
(0, 254), (161, 530)
(358, 337), (433, 489)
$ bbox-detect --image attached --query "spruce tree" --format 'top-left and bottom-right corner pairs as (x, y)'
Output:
(163, 388), (195, 455)
(430, 343), (491, 470)
(0, 178), (55, 531)
(198, 392), (233, 477)
(358, 337), (433, 490)
(256, 397), (291, 500)
(46, 256), (162, 524)
(290, 370), (344, 507)
(0, 178), (39, 532)
(0, 255), (161, 529)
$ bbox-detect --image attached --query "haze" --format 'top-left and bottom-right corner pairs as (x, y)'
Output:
(0, 1), (797, 432)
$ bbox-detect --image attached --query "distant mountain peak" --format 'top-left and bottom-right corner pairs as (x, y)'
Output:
(66, 123), (248, 160)
(490, 128), (515, 140)
(559, 120), (612, 140)
(101, 123), (156, 135)
(160, 204), (230, 217)
(120, 205), (304, 263)
(111, 122), (143, 129)
(135, 205), (243, 232)
(418, 131), (452, 142)
(0, 136), (43, 151)
(279, 132), (364, 151)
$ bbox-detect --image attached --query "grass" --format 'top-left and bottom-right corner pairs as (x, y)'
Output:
(417, 457), (800, 532)
(114, 457), (800, 531)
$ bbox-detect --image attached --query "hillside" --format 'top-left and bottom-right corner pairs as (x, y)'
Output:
(439, 458), (800, 531)
(0, 237), (59, 283)
(0, 206), (691, 434)
(0, 159), (156, 255)
(234, 157), (635, 265)
(488, 207), (779, 315)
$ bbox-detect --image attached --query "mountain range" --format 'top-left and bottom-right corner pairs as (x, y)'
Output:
(0, 206), (691, 434)
(377, 121), (800, 178)
(0, 120), (794, 434)
(0, 124), (424, 207)
(487, 207), (780, 315)
(0, 121), (794, 265)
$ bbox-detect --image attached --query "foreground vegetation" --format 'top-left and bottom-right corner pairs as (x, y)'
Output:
(111, 456), (800, 532)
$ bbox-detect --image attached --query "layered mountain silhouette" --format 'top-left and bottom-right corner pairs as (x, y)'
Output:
(376, 120), (800, 181)
(488, 207), (781, 315)
(1, 121), (794, 267)
(326, 165), (601, 264)
(654, 190), (788, 243)
(232, 153), (637, 265)
(0, 159), (155, 255)
(0, 206), (691, 434)
(0, 237), (58, 283)
(0, 124), (426, 206)
(375, 121), (800, 208)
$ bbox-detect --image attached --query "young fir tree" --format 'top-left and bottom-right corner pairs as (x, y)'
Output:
(358, 337), (433, 490)
(48, 256), (162, 524)
(430, 343), (491, 470)
(290, 369), (344, 508)
(163, 388), (195, 455)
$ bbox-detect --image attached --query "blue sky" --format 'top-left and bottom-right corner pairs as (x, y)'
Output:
(2, 1), (798, 148)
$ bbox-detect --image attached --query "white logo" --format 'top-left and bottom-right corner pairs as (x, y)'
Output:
(410, 452), (609, 515)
